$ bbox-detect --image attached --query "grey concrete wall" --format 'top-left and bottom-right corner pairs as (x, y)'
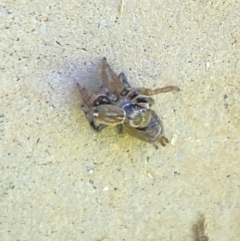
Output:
(1, 0), (240, 240)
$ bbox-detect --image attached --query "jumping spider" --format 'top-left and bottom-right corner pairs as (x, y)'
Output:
(77, 57), (180, 149)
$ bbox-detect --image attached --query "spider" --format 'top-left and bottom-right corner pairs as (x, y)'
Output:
(77, 57), (180, 149)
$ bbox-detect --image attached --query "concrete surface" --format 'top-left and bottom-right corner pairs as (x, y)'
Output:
(1, 0), (240, 240)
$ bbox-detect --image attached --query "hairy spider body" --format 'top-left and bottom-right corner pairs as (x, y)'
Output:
(77, 57), (180, 149)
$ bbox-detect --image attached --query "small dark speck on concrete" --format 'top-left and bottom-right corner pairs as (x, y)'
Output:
(114, 188), (118, 191)
(89, 180), (94, 185)
(223, 94), (228, 99)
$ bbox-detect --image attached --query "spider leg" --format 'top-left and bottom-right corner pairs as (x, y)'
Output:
(135, 86), (180, 96)
(126, 89), (155, 108)
(80, 103), (90, 115)
(118, 72), (132, 96)
(157, 135), (169, 146)
(135, 96), (155, 108)
(116, 124), (123, 134)
(89, 121), (107, 132)
(151, 142), (159, 150)
(77, 83), (109, 132)
(79, 103), (107, 132)
(118, 72), (131, 90)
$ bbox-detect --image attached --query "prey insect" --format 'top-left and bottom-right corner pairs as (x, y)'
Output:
(77, 57), (180, 149)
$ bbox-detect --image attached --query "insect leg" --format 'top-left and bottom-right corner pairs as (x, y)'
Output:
(135, 86), (180, 96)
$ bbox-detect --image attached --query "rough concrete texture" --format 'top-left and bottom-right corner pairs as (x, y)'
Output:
(1, 0), (240, 240)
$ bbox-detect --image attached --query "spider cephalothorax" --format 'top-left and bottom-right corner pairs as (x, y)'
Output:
(77, 57), (180, 149)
